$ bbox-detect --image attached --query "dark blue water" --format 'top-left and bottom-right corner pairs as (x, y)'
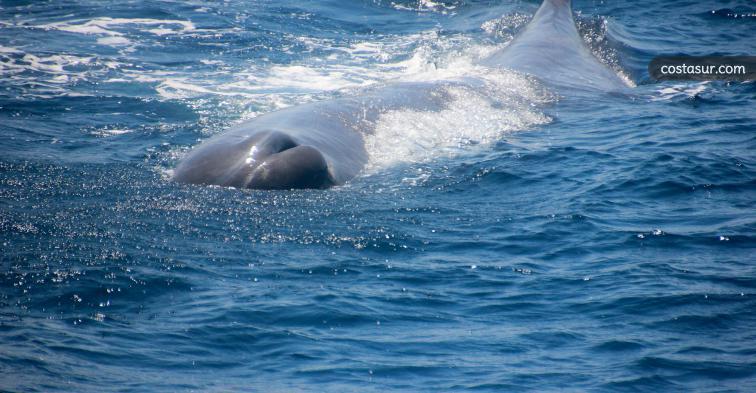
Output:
(1, 0), (755, 391)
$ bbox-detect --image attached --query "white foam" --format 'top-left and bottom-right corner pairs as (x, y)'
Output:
(0, 45), (22, 54)
(96, 36), (131, 46)
(44, 17), (195, 35)
(156, 79), (226, 99)
(39, 17), (195, 47)
(0, 49), (93, 79)
(51, 74), (69, 83)
(142, 33), (435, 101)
(0, 39), (125, 97)
(653, 82), (710, 101)
(93, 128), (132, 137)
(224, 30), (503, 101)
(365, 69), (553, 171)
(391, 0), (458, 14)
(247, 65), (376, 92)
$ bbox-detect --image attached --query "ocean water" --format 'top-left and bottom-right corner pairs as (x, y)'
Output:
(1, 0), (755, 391)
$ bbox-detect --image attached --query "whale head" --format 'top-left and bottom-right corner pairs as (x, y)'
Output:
(173, 130), (334, 190)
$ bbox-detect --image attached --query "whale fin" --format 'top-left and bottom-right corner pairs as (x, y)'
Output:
(482, 0), (628, 91)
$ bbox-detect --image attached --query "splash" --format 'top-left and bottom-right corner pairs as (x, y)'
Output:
(364, 67), (553, 171)
(389, 0), (459, 14)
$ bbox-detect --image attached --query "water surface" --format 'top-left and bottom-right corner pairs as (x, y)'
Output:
(1, 0), (755, 391)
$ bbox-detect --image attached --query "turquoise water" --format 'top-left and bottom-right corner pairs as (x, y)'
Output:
(1, 0), (755, 391)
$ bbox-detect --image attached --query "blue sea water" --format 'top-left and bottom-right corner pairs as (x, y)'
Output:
(1, 0), (755, 391)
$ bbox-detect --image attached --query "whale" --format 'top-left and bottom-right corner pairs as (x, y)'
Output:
(172, 0), (630, 190)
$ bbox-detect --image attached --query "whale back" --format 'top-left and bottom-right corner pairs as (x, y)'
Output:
(481, 0), (628, 91)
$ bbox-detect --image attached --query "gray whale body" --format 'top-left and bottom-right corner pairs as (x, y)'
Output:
(173, 0), (629, 190)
